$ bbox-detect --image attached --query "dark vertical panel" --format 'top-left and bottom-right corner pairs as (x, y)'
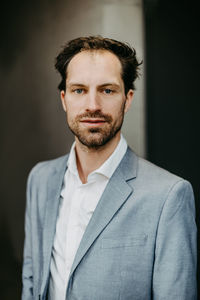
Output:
(0, 1), (73, 298)
(144, 0), (200, 291)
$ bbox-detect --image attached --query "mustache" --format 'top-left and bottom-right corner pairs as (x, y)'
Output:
(76, 111), (113, 122)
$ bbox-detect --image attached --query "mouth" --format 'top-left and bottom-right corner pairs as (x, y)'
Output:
(80, 119), (106, 126)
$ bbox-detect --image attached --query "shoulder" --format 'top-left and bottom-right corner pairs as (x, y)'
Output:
(138, 156), (182, 182)
(138, 155), (193, 195)
(125, 148), (193, 195)
(27, 154), (69, 185)
(123, 149), (195, 218)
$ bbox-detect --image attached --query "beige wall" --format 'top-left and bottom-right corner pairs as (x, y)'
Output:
(101, 0), (146, 157)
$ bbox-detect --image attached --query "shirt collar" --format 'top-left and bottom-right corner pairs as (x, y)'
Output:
(93, 135), (127, 179)
(67, 134), (127, 180)
(67, 142), (78, 176)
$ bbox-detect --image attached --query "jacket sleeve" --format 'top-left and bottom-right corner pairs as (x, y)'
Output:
(22, 170), (34, 300)
(152, 180), (197, 299)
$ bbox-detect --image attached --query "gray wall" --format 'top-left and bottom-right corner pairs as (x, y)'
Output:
(0, 0), (145, 298)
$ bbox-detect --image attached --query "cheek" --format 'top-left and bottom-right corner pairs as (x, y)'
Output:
(110, 101), (125, 117)
(66, 103), (82, 121)
(103, 98), (124, 112)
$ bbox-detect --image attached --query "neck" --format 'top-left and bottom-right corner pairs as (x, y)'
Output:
(75, 133), (121, 184)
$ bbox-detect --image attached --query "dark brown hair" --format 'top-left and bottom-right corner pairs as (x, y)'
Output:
(55, 36), (142, 95)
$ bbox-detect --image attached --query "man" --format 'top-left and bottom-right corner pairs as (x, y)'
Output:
(22, 36), (197, 300)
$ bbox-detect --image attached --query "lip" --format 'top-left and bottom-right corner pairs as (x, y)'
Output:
(80, 119), (106, 126)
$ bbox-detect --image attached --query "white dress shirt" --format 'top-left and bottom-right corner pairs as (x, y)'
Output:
(48, 135), (127, 300)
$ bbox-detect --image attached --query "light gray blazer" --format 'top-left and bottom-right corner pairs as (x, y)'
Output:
(22, 148), (197, 300)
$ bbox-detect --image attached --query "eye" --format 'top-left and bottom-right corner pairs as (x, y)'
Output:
(104, 88), (113, 94)
(74, 88), (84, 94)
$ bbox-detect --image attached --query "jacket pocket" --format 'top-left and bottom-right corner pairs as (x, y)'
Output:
(101, 234), (148, 248)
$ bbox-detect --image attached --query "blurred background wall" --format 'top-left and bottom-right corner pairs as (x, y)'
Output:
(0, 0), (199, 298)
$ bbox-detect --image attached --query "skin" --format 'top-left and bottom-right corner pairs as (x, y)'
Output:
(61, 50), (134, 183)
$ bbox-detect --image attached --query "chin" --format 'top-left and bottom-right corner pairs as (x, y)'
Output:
(77, 131), (120, 149)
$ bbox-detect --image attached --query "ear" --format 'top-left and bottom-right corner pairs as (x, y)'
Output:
(60, 90), (67, 112)
(124, 89), (134, 113)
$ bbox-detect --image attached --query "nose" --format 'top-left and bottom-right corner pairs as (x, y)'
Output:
(85, 91), (101, 111)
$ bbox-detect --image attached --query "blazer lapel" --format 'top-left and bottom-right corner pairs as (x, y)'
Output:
(41, 155), (69, 294)
(69, 148), (138, 280)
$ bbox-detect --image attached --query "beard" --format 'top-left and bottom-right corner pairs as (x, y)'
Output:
(67, 107), (125, 149)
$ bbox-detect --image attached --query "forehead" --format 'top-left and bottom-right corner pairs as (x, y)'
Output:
(66, 50), (123, 84)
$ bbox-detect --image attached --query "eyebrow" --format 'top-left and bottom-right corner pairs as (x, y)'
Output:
(67, 83), (86, 88)
(67, 82), (120, 89)
(98, 83), (120, 89)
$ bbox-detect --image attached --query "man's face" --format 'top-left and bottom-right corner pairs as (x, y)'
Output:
(61, 50), (133, 148)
